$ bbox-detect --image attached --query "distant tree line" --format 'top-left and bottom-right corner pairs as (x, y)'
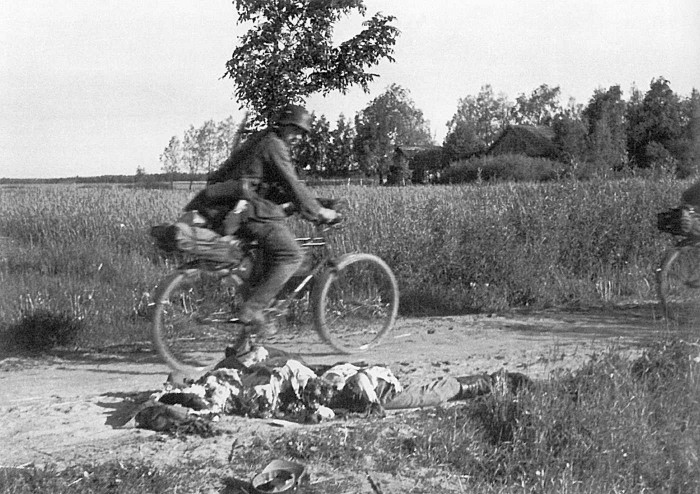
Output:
(158, 116), (243, 189)
(4, 77), (694, 186)
(158, 76), (698, 185)
(442, 77), (699, 178)
(0, 172), (206, 186)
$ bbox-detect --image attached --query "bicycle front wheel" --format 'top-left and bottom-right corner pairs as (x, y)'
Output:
(152, 269), (246, 374)
(313, 253), (399, 354)
(657, 245), (700, 321)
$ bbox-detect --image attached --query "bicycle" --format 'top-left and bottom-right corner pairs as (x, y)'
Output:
(656, 207), (700, 321)
(151, 208), (399, 374)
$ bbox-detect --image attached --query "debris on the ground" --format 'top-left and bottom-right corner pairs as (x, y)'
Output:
(250, 459), (307, 494)
(134, 346), (533, 434)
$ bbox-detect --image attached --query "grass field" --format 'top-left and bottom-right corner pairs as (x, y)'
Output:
(0, 178), (698, 492)
(0, 177), (686, 348)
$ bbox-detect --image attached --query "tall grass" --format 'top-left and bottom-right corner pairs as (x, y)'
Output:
(439, 154), (563, 183)
(254, 339), (698, 493)
(0, 182), (697, 491)
(316, 177), (679, 313)
(0, 177), (688, 348)
(0, 185), (185, 347)
(0, 460), (211, 493)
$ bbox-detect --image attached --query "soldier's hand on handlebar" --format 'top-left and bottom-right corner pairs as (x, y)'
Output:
(318, 207), (340, 224)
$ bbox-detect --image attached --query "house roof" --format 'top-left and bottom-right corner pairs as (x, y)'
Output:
(395, 145), (442, 159)
(487, 125), (557, 158)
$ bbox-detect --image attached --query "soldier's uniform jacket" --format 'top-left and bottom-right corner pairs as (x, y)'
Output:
(186, 129), (321, 231)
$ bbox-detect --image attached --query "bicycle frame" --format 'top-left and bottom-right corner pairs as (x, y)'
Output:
(283, 236), (332, 297)
(671, 236), (700, 249)
(268, 224), (342, 315)
(151, 215), (399, 368)
(168, 222), (343, 321)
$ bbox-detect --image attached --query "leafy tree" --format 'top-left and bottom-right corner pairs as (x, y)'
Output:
(472, 85), (512, 145)
(224, 0), (399, 126)
(389, 151), (412, 185)
(672, 88), (700, 176)
(297, 113), (358, 178)
(552, 100), (587, 165)
(353, 84), (433, 182)
(327, 114), (357, 177)
(627, 77), (684, 168)
(641, 78), (683, 145)
(625, 84), (645, 164)
(442, 119), (486, 163)
(296, 113), (332, 176)
(511, 84), (562, 126)
(443, 85), (512, 162)
(196, 120), (219, 177)
(182, 125), (204, 189)
(179, 117), (247, 187)
(582, 85), (627, 169)
(160, 136), (182, 189)
(134, 166), (146, 182)
(688, 91), (700, 162)
(680, 88), (700, 140)
(216, 116), (245, 160)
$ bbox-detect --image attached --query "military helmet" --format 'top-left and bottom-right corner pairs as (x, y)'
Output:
(275, 104), (312, 133)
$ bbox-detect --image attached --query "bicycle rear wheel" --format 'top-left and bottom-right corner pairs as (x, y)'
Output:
(313, 253), (399, 354)
(657, 245), (700, 321)
(152, 269), (247, 374)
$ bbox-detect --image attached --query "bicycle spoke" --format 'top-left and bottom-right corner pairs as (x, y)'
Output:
(314, 253), (398, 353)
(658, 246), (700, 322)
(153, 270), (246, 372)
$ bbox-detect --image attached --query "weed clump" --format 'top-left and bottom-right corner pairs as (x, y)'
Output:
(2, 309), (83, 352)
(247, 339), (699, 493)
(439, 154), (562, 184)
(445, 340), (699, 491)
(0, 461), (180, 493)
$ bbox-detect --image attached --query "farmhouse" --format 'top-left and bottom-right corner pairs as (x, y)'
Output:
(487, 125), (558, 159)
(392, 145), (444, 184)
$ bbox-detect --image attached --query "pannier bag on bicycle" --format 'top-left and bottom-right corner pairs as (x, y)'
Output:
(657, 207), (700, 237)
(150, 210), (244, 263)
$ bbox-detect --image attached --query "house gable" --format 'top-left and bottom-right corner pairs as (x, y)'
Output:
(487, 125), (558, 159)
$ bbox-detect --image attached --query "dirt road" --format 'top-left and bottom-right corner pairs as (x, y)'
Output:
(0, 306), (672, 470)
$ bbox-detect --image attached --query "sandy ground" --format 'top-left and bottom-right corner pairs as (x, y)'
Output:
(0, 305), (678, 480)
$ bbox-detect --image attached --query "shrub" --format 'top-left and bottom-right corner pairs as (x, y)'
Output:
(500, 340), (700, 491)
(0, 461), (180, 493)
(223, 339), (698, 492)
(392, 339), (699, 491)
(2, 309), (83, 352)
(438, 154), (563, 184)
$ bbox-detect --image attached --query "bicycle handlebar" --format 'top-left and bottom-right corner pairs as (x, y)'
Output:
(281, 198), (347, 227)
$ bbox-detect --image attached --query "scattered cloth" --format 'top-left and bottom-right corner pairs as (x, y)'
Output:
(134, 402), (220, 437)
(135, 346), (533, 433)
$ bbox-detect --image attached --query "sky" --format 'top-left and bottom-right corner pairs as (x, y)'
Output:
(1, 1), (699, 179)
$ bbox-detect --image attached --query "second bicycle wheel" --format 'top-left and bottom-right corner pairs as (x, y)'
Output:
(313, 253), (399, 354)
(152, 268), (247, 374)
(657, 246), (700, 322)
